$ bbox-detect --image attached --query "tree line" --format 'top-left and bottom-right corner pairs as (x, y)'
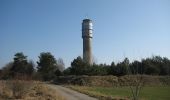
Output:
(0, 52), (64, 81)
(0, 52), (170, 81)
(66, 56), (170, 76)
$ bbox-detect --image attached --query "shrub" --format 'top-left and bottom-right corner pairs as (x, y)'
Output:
(0, 80), (12, 99)
(6, 80), (33, 99)
(0, 80), (65, 100)
(0, 80), (33, 99)
(54, 75), (170, 87)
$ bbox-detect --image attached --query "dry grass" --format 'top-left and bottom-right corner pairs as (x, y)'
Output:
(27, 82), (66, 100)
(0, 80), (65, 100)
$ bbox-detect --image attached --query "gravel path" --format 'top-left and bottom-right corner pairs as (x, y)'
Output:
(48, 84), (98, 100)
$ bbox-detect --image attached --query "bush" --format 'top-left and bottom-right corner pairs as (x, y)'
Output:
(7, 80), (33, 99)
(0, 80), (12, 98)
(54, 75), (170, 87)
(0, 80), (33, 99)
(0, 80), (66, 100)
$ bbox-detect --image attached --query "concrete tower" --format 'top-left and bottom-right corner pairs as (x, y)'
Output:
(82, 19), (93, 65)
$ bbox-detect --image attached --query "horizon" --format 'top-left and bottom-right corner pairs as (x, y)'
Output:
(0, 0), (170, 68)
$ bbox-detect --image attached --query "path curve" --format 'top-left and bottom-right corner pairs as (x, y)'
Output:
(48, 84), (98, 100)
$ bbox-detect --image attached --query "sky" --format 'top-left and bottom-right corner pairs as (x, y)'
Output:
(0, 0), (170, 68)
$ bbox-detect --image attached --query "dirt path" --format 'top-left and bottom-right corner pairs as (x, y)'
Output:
(48, 84), (98, 100)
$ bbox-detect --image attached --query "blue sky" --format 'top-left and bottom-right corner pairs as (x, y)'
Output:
(0, 0), (170, 68)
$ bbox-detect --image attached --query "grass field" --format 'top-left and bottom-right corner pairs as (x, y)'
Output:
(69, 86), (170, 100)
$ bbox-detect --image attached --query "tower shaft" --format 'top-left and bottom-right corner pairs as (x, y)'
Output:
(83, 37), (92, 65)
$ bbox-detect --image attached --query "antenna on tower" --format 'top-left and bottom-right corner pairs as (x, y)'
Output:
(85, 13), (89, 19)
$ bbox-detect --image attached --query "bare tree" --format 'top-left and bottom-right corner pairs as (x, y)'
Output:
(57, 58), (65, 72)
(92, 55), (98, 65)
(127, 60), (144, 100)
